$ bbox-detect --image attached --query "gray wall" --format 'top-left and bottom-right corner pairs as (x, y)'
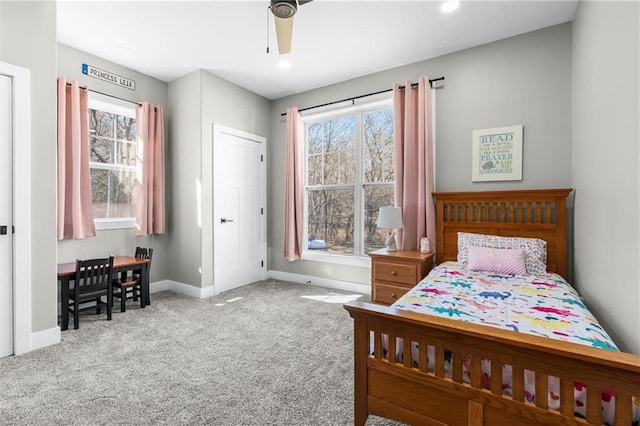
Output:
(167, 70), (270, 289)
(1, 1), (57, 333)
(166, 70), (203, 287)
(268, 23), (573, 286)
(56, 44), (170, 286)
(572, 1), (640, 354)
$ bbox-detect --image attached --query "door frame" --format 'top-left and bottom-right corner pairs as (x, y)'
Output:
(0, 61), (32, 355)
(211, 124), (266, 295)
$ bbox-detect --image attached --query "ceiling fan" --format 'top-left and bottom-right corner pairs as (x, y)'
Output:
(269, 0), (313, 55)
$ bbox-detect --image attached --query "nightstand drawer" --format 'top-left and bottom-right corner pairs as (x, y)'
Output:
(373, 261), (418, 285)
(369, 249), (434, 306)
(373, 282), (410, 305)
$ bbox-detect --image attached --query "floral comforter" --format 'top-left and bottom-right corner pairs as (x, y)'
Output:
(389, 261), (639, 425)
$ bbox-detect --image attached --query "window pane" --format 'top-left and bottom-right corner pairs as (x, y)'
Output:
(90, 136), (112, 163)
(307, 116), (356, 185)
(117, 140), (136, 166)
(363, 185), (395, 254)
(90, 168), (137, 219)
(307, 188), (354, 255)
(363, 108), (394, 183)
(117, 116), (136, 141)
(307, 154), (322, 186)
(89, 109), (114, 138)
(324, 153), (339, 185)
(340, 148), (355, 183)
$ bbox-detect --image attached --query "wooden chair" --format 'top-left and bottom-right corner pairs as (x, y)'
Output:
(69, 256), (114, 330)
(112, 247), (153, 312)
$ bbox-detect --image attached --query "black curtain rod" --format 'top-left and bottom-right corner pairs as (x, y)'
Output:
(65, 82), (142, 107)
(280, 76), (444, 117)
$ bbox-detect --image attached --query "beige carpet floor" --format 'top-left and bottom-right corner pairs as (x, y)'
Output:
(0, 280), (404, 426)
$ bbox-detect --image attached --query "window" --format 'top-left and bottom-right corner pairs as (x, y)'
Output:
(303, 98), (394, 260)
(88, 93), (137, 230)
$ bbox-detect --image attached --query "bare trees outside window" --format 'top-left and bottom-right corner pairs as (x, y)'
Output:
(88, 93), (137, 227)
(305, 102), (394, 257)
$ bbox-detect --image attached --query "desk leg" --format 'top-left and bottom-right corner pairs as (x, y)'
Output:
(142, 263), (150, 306)
(60, 277), (70, 331)
(137, 264), (145, 309)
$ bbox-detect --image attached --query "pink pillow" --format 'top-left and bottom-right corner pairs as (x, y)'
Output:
(467, 246), (527, 275)
(457, 232), (547, 275)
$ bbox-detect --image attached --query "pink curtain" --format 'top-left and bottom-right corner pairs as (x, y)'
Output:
(57, 77), (96, 240)
(392, 77), (436, 251)
(283, 107), (304, 261)
(135, 103), (166, 236)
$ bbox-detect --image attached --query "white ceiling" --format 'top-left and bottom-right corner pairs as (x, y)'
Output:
(56, 0), (578, 100)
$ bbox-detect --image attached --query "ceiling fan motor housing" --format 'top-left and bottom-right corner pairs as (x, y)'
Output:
(271, 1), (297, 19)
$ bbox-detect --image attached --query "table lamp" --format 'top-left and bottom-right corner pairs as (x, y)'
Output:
(377, 206), (403, 252)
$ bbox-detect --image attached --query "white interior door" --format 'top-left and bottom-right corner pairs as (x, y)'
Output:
(213, 125), (266, 294)
(0, 74), (14, 357)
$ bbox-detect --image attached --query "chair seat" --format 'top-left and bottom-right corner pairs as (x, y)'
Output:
(113, 278), (139, 288)
(112, 277), (143, 312)
(68, 297), (108, 314)
(69, 287), (109, 302)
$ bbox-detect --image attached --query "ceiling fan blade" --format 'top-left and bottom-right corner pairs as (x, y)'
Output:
(274, 15), (294, 55)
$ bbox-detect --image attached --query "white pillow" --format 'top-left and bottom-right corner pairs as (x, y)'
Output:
(457, 232), (547, 275)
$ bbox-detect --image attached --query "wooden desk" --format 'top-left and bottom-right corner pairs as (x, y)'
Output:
(57, 256), (150, 331)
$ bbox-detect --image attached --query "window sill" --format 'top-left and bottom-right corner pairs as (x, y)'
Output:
(95, 218), (135, 231)
(301, 250), (371, 268)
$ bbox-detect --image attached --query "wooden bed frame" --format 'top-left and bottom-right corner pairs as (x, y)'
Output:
(344, 189), (640, 426)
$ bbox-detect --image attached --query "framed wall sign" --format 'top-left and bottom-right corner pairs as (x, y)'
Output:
(472, 125), (523, 182)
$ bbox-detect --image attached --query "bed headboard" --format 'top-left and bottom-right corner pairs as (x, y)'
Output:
(433, 189), (573, 279)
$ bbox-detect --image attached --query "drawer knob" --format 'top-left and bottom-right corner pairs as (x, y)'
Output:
(391, 293), (397, 298)
(391, 270), (397, 276)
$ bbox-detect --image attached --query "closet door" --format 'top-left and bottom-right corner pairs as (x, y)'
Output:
(0, 73), (14, 358)
(213, 124), (266, 294)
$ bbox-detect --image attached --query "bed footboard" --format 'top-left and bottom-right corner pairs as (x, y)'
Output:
(344, 301), (640, 426)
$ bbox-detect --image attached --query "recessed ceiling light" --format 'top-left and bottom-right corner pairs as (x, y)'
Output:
(278, 59), (292, 69)
(441, 0), (460, 13)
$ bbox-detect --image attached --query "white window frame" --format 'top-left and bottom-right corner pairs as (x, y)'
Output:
(87, 92), (137, 230)
(301, 97), (393, 267)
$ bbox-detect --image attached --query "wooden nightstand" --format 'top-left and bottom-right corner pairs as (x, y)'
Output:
(369, 249), (434, 305)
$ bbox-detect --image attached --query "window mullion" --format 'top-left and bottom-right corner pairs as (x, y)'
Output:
(353, 112), (363, 257)
(107, 115), (116, 218)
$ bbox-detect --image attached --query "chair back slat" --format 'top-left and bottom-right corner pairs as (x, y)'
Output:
(75, 256), (114, 294)
(134, 246), (153, 263)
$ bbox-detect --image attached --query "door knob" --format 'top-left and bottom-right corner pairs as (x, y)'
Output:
(220, 218), (234, 224)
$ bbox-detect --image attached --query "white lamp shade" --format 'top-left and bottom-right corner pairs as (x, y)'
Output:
(377, 206), (403, 229)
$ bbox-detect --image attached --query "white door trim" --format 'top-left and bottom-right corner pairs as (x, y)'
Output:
(0, 74), (13, 357)
(0, 61), (32, 355)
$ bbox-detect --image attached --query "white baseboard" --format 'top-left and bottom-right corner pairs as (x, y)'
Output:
(152, 275), (370, 300)
(28, 326), (61, 354)
(151, 280), (215, 299)
(267, 270), (371, 296)
(149, 279), (170, 293)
